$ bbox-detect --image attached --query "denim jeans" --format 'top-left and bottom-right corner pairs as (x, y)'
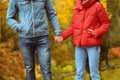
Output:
(75, 46), (100, 80)
(19, 36), (52, 80)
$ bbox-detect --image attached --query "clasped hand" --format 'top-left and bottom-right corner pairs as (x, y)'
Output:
(55, 36), (63, 44)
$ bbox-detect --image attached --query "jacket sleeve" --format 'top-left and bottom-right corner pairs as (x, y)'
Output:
(6, 0), (22, 32)
(62, 22), (73, 40)
(45, 0), (62, 36)
(94, 3), (110, 38)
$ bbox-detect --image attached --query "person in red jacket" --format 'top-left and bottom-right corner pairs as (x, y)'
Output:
(56, 0), (110, 80)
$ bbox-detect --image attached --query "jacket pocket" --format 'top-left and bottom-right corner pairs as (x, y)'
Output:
(18, 1), (30, 4)
(17, 23), (25, 32)
(17, 1), (30, 12)
(34, 0), (45, 8)
(86, 30), (94, 38)
(35, 0), (45, 2)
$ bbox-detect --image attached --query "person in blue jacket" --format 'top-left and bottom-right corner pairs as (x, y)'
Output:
(6, 0), (62, 80)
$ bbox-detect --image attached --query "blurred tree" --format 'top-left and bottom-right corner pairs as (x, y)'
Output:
(1, 0), (120, 79)
(98, 0), (110, 67)
(50, 0), (75, 65)
(0, 1), (19, 50)
(0, 0), (16, 43)
(106, 0), (120, 47)
(100, 0), (120, 67)
(52, 0), (75, 53)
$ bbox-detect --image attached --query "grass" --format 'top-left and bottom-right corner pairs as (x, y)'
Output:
(36, 58), (120, 80)
(101, 68), (120, 80)
(35, 68), (120, 80)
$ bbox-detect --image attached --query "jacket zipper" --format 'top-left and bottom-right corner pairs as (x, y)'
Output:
(79, 9), (86, 46)
(31, 0), (35, 35)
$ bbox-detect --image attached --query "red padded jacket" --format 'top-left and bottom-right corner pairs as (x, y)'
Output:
(62, 0), (110, 46)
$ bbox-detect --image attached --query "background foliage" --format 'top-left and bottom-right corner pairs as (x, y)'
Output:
(0, 0), (120, 80)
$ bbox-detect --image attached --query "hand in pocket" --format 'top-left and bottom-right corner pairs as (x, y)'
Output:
(87, 29), (94, 37)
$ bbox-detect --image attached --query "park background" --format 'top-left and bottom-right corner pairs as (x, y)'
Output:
(0, 0), (120, 80)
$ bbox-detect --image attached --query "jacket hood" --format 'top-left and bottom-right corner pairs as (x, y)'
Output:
(74, 0), (96, 10)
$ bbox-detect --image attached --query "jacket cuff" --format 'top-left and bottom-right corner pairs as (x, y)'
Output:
(94, 30), (100, 38)
(55, 31), (62, 36)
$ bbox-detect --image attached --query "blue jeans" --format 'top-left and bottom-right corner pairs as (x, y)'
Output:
(19, 36), (52, 80)
(75, 46), (100, 80)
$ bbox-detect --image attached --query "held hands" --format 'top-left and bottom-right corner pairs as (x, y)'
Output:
(55, 35), (63, 44)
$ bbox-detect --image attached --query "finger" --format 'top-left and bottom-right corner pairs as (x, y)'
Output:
(87, 29), (93, 32)
(55, 37), (57, 42)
